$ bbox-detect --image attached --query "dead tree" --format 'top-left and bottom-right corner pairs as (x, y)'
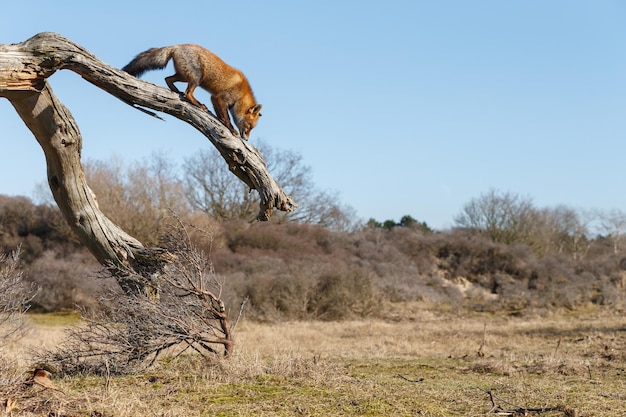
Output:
(0, 32), (296, 295)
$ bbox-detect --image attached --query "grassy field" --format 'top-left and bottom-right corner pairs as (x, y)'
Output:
(3, 305), (625, 416)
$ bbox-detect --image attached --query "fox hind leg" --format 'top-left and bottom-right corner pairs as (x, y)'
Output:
(183, 83), (208, 112)
(165, 74), (208, 111)
(165, 74), (183, 94)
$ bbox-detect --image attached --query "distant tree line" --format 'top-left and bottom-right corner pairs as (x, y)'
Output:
(367, 215), (431, 232)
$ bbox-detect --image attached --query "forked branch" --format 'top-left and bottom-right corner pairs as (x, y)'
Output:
(0, 32), (296, 294)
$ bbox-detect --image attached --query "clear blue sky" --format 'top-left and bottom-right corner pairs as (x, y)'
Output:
(1, 1), (625, 229)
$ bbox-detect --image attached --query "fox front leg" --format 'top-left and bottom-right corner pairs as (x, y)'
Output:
(211, 95), (238, 136)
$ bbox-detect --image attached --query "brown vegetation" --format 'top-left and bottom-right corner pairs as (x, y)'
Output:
(38, 226), (235, 375)
(1, 179), (625, 320)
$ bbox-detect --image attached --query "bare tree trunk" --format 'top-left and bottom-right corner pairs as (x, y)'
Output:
(6, 86), (170, 294)
(0, 32), (296, 294)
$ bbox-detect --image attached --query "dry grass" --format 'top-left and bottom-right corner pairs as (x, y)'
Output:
(2, 305), (625, 416)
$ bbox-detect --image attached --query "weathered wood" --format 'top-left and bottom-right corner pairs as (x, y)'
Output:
(0, 32), (296, 293)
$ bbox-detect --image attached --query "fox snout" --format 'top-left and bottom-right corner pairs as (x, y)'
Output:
(241, 129), (251, 141)
(236, 104), (262, 140)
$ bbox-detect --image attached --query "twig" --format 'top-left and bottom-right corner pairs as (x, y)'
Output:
(477, 322), (486, 357)
(552, 337), (562, 358)
(104, 359), (111, 394)
(121, 100), (165, 120)
(396, 374), (424, 383)
(231, 296), (249, 332)
(486, 389), (499, 414)
(479, 387), (565, 415)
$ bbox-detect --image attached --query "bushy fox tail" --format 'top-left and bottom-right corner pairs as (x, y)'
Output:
(122, 46), (174, 76)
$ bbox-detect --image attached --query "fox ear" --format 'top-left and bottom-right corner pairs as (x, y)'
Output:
(249, 104), (262, 116)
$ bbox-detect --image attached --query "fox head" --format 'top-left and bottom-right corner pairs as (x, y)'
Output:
(236, 104), (262, 140)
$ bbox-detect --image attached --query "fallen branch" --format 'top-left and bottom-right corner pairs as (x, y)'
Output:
(396, 374), (425, 383)
(480, 387), (575, 416)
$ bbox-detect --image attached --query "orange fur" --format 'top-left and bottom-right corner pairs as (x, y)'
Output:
(123, 45), (262, 139)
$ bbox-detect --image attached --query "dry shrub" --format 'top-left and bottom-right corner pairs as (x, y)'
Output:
(436, 232), (531, 283)
(26, 249), (101, 312)
(0, 196), (77, 263)
(235, 260), (379, 322)
(215, 222), (382, 321)
(308, 269), (379, 320)
(84, 155), (191, 247)
(0, 248), (33, 344)
(0, 248), (36, 399)
(258, 273), (314, 320)
(37, 225), (237, 376)
(218, 221), (626, 317)
(218, 221), (626, 318)
(224, 221), (337, 257)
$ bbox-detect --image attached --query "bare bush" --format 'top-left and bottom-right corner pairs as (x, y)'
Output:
(84, 153), (191, 246)
(236, 261), (379, 321)
(26, 249), (101, 312)
(0, 248), (36, 398)
(0, 195), (78, 262)
(38, 224), (237, 375)
(0, 247), (34, 346)
(308, 268), (379, 320)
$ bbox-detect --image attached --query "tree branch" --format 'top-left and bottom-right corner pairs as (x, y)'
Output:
(0, 32), (297, 293)
(0, 32), (296, 220)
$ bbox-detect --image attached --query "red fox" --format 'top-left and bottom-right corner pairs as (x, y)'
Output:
(123, 44), (262, 140)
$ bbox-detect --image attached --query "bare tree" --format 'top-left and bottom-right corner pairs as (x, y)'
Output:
(84, 153), (191, 246)
(184, 140), (357, 230)
(184, 148), (258, 221)
(0, 32), (295, 295)
(543, 205), (592, 260)
(597, 208), (626, 255)
(454, 189), (536, 244)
